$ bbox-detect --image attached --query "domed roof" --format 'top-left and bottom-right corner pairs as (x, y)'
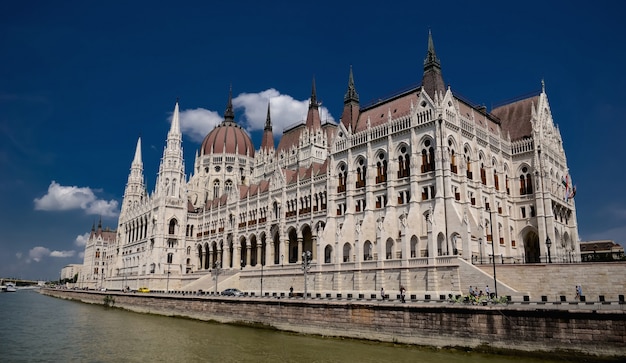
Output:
(199, 89), (255, 158)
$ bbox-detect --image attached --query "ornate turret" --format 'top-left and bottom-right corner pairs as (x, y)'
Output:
(260, 102), (274, 153)
(304, 78), (322, 130)
(155, 100), (186, 198)
(340, 65), (360, 133)
(121, 136), (146, 215)
(421, 30), (445, 100)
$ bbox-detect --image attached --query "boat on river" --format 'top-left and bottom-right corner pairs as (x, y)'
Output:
(5, 282), (17, 292)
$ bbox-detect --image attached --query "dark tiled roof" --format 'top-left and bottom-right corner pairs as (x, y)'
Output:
(491, 96), (539, 141)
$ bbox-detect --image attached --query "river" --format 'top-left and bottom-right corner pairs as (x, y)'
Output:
(0, 289), (577, 362)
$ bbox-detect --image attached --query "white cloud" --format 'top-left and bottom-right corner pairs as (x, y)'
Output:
(75, 232), (90, 247)
(50, 250), (75, 258)
(29, 246), (50, 262)
(34, 181), (119, 217)
(178, 108), (223, 143)
(177, 89), (335, 143)
(78, 251), (85, 259)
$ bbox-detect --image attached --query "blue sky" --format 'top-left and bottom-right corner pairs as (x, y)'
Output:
(1, 1), (624, 280)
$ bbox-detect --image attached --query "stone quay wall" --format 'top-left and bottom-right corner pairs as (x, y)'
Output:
(42, 289), (626, 359)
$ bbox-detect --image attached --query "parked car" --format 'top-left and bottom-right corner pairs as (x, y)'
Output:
(221, 288), (243, 296)
(138, 287), (150, 293)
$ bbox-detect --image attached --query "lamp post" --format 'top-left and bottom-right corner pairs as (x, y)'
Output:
(260, 263), (264, 297)
(302, 251), (312, 299)
(488, 208), (498, 298)
(546, 236), (552, 263)
(166, 263), (171, 293)
(213, 261), (221, 295)
(479, 239), (483, 265)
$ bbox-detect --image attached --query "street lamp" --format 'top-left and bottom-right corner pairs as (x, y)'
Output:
(302, 251), (312, 300)
(166, 263), (171, 293)
(546, 236), (552, 263)
(260, 263), (264, 297)
(479, 239), (483, 264)
(488, 208), (498, 298)
(213, 261), (222, 295)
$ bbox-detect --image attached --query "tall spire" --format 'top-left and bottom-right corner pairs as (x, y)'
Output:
(132, 137), (142, 166)
(260, 102), (274, 152)
(305, 77), (322, 130)
(224, 84), (235, 122)
(121, 136), (146, 216)
(421, 30), (445, 100)
(169, 99), (181, 137)
(343, 65), (359, 103)
(341, 65), (360, 133)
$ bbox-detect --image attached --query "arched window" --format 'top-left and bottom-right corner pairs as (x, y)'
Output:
(397, 145), (410, 178)
(464, 146), (473, 179)
(324, 245), (333, 263)
(420, 139), (435, 173)
(168, 219), (177, 235)
(343, 243), (352, 262)
(519, 167), (533, 195)
(376, 152), (387, 184)
(213, 180), (220, 199)
(493, 160), (499, 190)
(337, 163), (347, 192)
(225, 180), (233, 194)
(356, 158), (366, 188)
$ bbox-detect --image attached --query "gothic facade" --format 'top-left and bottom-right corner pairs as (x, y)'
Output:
(81, 33), (580, 296)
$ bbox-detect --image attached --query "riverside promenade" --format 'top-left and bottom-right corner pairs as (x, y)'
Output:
(42, 288), (625, 361)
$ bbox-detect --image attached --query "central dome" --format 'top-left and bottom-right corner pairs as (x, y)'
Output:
(199, 90), (255, 158)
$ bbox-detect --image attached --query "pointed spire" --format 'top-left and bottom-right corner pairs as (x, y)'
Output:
(224, 84), (235, 122)
(261, 102), (274, 152)
(169, 99), (181, 136)
(341, 66), (360, 133)
(421, 30), (445, 100)
(305, 77), (322, 130)
(424, 29), (441, 69)
(310, 77), (319, 108)
(343, 65), (359, 103)
(132, 137), (142, 166)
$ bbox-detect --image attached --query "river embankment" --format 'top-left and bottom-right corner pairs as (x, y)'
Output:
(41, 288), (625, 361)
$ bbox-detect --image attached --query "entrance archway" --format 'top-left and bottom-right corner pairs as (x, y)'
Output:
(524, 230), (540, 263)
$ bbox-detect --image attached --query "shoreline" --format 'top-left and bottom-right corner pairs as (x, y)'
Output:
(41, 288), (626, 362)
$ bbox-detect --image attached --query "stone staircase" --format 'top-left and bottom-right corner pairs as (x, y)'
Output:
(181, 270), (241, 293)
(456, 258), (528, 299)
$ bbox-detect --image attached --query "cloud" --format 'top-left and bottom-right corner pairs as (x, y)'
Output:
(34, 181), (119, 217)
(29, 246), (50, 262)
(75, 232), (90, 247)
(177, 89), (335, 143)
(26, 246), (77, 263)
(50, 250), (76, 258)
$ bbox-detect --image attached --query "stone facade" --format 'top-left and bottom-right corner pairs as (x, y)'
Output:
(83, 32), (582, 298)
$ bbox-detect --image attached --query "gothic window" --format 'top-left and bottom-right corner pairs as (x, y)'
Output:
(376, 152), (387, 184)
(519, 167), (533, 195)
(167, 253), (173, 264)
(420, 139), (435, 173)
(493, 160), (499, 191)
(480, 154), (486, 185)
(464, 147), (473, 179)
(225, 179), (233, 194)
(337, 163), (347, 193)
(356, 158), (366, 188)
(168, 219), (177, 235)
(213, 180), (220, 198)
(397, 145), (410, 178)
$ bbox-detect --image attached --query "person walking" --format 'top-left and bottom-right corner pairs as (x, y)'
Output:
(485, 285), (490, 299)
(381, 287), (385, 300)
(400, 286), (406, 303)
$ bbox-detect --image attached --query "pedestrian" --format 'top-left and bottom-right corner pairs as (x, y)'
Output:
(289, 286), (293, 297)
(469, 285), (474, 297)
(381, 287), (385, 300)
(485, 285), (490, 299)
(400, 286), (406, 303)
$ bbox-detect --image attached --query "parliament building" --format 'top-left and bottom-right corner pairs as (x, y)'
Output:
(80, 33), (580, 297)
